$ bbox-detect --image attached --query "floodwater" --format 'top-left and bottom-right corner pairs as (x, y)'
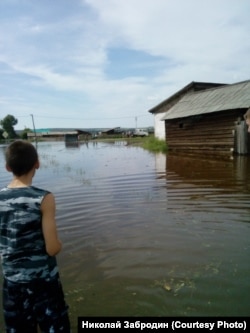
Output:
(0, 141), (250, 332)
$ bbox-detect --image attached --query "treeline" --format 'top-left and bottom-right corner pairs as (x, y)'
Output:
(0, 114), (32, 140)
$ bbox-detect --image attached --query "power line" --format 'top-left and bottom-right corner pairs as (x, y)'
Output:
(16, 114), (151, 120)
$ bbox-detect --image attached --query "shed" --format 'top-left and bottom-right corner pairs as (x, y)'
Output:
(101, 127), (122, 135)
(64, 133), (78, 142)
(148, 81), (226, 140)
(161, 80), (250, 158)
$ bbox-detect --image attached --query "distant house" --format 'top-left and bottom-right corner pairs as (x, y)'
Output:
(101, 127), (122, 135)
(28, 129), (91, 141)
(160, 80), (250, 158)
(75, 129), (92, 141)
(148, 81), (226, 140)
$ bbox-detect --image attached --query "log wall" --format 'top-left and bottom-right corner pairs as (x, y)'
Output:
(165, 110), (249, 158)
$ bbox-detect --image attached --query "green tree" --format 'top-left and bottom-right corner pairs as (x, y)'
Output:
(0, 114), (18, 139)
(20, 127), (32, 139)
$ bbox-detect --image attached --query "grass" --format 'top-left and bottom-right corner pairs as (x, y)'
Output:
(140, 136), (168, 153)
(125, 135), (168, 153)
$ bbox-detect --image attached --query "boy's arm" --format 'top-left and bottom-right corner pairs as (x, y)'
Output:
(41, 193), (62, 256)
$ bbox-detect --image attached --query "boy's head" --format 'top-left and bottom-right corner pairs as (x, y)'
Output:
(5, 140), (39, 176)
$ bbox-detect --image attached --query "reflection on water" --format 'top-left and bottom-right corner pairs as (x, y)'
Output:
(0, 142), (250, 331)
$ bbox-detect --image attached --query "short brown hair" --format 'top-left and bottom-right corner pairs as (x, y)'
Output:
(5, 140), (38, 176)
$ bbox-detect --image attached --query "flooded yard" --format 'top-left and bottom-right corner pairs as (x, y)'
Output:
(0, 141), (250, 332)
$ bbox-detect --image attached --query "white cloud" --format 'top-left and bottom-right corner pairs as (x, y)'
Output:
(0, 0), (249, 129)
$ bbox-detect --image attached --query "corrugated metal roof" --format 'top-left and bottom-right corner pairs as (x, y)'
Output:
(162, 80), (250, 120)
(148, 81), (226, 114)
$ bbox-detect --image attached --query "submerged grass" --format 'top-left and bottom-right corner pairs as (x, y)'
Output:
(25, 135), (168, 154)
(93, 135), (168, 153)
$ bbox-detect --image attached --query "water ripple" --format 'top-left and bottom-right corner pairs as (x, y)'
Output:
(0, 142), (249, 329)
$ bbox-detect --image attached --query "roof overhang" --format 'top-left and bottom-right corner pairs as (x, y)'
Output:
(161, 80), (250, 120)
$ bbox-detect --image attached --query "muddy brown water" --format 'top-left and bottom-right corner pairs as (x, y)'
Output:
(0, 141), (250, 332)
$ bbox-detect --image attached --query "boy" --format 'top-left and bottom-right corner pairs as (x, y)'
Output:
(0, 140), (70, 333)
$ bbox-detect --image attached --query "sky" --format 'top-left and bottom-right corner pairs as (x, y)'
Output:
(0, 0), (249, 130)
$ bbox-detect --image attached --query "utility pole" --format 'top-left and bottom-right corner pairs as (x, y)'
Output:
(30, 114), (37, 144)
(135, 116), (137, 129)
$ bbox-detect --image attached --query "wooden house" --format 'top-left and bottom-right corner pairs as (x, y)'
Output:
(148, 81), (226, 140)
(161, 80), (250, 158)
